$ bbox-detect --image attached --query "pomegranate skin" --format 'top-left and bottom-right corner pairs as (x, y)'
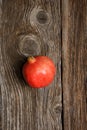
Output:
(22, 56), (56, 88)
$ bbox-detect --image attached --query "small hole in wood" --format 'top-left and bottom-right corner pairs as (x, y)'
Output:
(36, 11), (48, 24)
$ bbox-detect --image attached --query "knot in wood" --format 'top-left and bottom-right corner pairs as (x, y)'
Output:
(30, 7), (51, 27)
(36, 10), (48, 24)
(54, 106), (62, 114)
(18, 35), (41, 56)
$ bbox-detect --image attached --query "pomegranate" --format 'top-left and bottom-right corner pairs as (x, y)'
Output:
(22, 56), (56, 88)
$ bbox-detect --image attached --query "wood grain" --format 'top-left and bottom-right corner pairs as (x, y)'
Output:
(1, 0), (87, 130)
(0, 0), (62, 130)
(62, 0), (87, 130)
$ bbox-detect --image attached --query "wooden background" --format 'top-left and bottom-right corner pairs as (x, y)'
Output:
(0, 0), (87, 130)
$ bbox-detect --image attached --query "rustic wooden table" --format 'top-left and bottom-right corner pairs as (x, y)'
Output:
(0, 0), (87, 130)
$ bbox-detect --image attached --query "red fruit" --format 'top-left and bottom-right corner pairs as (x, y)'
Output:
(22, 56), (56, 88)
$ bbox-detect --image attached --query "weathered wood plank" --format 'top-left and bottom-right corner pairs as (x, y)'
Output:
(62, 0), (87, 130)
(0, 1), (2, 129)
(1, 0), (62, 130)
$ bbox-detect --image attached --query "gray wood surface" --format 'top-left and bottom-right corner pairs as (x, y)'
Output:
(0, 0), (62, 130)
(62, 0), (87, 130)
(0, 0), (87, 130)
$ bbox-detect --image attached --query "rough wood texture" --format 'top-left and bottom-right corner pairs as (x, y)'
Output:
(1, 0), (87, 130)
(62, 0), (87, 130)
(0, 0), (62, 130)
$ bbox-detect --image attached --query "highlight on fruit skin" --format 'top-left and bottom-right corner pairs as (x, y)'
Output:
(22, 56), (56, 88)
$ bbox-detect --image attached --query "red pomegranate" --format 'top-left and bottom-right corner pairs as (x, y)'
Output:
(22, 56), (56, 88)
